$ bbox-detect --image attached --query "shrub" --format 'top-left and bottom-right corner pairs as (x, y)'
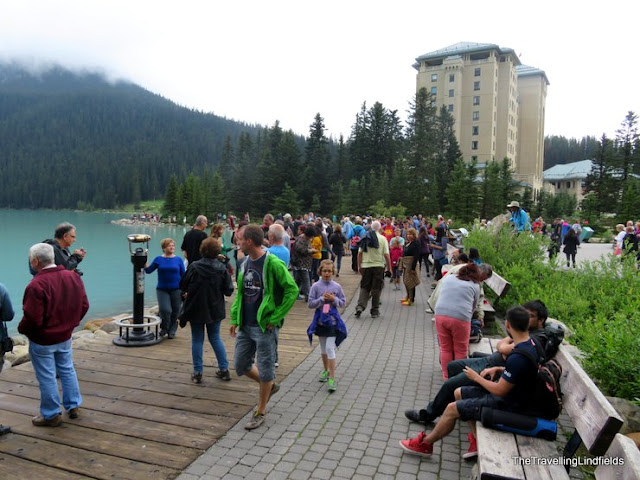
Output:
(465, 226), (640, 400)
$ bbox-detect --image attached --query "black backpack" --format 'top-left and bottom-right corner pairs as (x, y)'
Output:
(517, 346), (564, 420)
(531, 322), (565, 362)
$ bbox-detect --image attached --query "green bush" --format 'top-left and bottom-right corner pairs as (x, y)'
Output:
(465, 226), (640, 400)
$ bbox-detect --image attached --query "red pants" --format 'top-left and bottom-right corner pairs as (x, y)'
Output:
(435, 315), (471, 379)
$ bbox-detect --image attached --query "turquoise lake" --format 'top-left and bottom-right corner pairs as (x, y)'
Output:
(0, 209), (193, 336)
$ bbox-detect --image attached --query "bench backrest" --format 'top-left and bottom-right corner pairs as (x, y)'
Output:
(555, 347), (623, 455)
(483, 271), (510, 298)
(594, 433), (640, 480)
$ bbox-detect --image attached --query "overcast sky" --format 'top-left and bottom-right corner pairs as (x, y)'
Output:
(1, 1), (638, 141)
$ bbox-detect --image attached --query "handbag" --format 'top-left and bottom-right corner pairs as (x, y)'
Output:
(0, 322), (13, 354)
(401, 257), (421, 289)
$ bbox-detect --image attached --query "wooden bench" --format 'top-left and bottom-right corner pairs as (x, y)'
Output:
(468, 338), (624, 480)
(594, 433), (640, 480)
(480, 271), (511, 321)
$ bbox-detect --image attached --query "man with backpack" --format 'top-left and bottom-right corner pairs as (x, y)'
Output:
(400, 305), (541, 458)
(404, 300), (563, 448)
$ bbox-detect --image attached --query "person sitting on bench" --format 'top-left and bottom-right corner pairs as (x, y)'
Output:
(404, 300), (548, 425)
(400, 305), (539, 459)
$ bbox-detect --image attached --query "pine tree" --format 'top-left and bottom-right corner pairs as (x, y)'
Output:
(163, 174), (179, 216)
(405, 88), (438, 213)
(302, 113), (332, 210)
(273, 182), (302, 215)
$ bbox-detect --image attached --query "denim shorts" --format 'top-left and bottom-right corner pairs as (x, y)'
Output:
(234, 325), (277, 382)
(456, 386), (510, 421)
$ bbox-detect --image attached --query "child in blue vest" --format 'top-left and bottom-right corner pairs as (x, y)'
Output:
(307, 260), (347, 392)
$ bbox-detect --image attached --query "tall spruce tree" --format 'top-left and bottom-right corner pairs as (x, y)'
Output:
(302, 114), (332, 211)
(405, 88), (438, 213)
(585, 134), (617, 213)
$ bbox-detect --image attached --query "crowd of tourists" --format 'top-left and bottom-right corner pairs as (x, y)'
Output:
(2, 203), (629, 467)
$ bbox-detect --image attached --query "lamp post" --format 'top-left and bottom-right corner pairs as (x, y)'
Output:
(113, 234), (163, 347)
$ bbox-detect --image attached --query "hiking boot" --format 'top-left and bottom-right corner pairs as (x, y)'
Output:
(327, 378), (337, 392)
(268, 382), (280, 401)
(318, 370), (329, 382)
(191, 372), (203, 384)
(245, 411), (265, 430)
(68, 407), (80, 419)
(462, 432), (478, 459)
(32, 414), (62, 427)
(399, 431), (433, 457)
(401, 299), (413, 306)
(215, 370), (231, 381)
(354, 309), (362, 318)
(371, 312), (380, 318)
(399, 297), (409, 303)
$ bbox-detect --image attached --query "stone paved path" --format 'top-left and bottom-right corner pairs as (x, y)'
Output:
(176, 270), (475, 480)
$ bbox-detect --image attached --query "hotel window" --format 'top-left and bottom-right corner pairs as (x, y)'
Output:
(474, 81), (480, 91)
(472, 126), (479, 135)
(431, 86), (437, 95)
(567, 182), (571, 188)
(472, 141), (478, 150)
(474, 67), (481, 76)
(449, 89), (454, 97)
(449, 74), (455, 82)
(431, 73), (438, 82)
(473, 96), (480, 105)
(448, 104), (454, 112)
(473, 111), (479, 121)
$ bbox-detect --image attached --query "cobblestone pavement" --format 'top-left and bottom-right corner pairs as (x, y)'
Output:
(176, 270), (476, 480)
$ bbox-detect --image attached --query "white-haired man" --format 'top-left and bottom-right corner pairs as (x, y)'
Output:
(19, 243), (89, 427)
(355, 220), (391, 319)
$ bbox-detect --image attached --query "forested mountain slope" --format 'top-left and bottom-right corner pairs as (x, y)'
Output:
(0, 63), (259, 209)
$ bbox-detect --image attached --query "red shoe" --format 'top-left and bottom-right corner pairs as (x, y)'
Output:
(399, 431), (433, 457)
(462, 432), (478, 459)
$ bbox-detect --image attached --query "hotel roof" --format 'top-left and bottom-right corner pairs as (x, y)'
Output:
(414, 42), (520, 69)
(516, 64), (550, 85)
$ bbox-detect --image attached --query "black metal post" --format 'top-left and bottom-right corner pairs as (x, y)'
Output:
(113, 234), (163, 347)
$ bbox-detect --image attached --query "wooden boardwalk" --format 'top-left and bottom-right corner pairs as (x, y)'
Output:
(0, 266), (361, 479)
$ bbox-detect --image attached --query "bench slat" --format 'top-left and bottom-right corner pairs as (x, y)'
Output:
(555, 347), (623, 455)
(477, 424), (525, 479)
(594, 433), (640, 480)
(516, 435), (569, 480)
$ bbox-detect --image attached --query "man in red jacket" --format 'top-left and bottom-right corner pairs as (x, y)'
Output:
(19, 243), (89, 427)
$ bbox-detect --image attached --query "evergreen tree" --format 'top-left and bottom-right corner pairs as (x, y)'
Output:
(405, 88), (438, 213)
(273, 182), (302, 215)
(163, 174), (179, 215)
(219, 135), (234, 190)
(302, 114), (332, 211)
(585, 134), (618, 213)
(434, 106), (462, 212)
(479, 161), (502, 220)
(210, 170), (227, 218)
(615, 111), (638, 182)
(498, 158), (516, 207)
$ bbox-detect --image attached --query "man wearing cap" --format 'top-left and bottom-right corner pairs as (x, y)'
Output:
(507, 201), (531, 233)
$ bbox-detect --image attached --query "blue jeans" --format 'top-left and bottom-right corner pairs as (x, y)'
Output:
(29, 339), (82, 419)
(190, 321), (228, 374)
(157, 288), (182, 335)
(334, 251), (344, 274)
(423, 355), (502, 419)
(234, 325), (277, 382)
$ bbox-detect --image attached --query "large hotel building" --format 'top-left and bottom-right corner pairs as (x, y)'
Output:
(414, 42), (549, 193)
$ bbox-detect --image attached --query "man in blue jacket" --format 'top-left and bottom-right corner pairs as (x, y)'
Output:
(507, 201), (531, 233)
